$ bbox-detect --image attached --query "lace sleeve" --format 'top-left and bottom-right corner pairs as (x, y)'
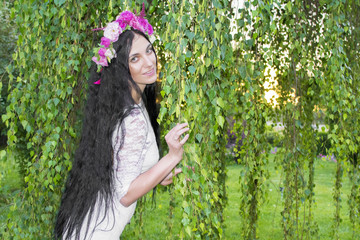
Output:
(112, 108), (147, 200)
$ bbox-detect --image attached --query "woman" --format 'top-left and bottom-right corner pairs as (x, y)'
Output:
(54, 9), (189, 240)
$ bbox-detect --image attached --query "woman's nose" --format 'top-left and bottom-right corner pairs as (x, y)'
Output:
(144, 55), (154, 67)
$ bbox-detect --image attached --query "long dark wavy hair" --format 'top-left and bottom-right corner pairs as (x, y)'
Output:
(54, 29), (159, 239)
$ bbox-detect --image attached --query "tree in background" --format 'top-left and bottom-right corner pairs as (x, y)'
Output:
(232, 0), (360, 238)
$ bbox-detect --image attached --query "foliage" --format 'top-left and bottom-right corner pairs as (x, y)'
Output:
(316, 132), (331, 156)
(2, 0), (105, 238)
(155, 0), (233, 238)
(265, 130), (284, 148)
(233, 0), (359, 239)
(3, 0), (233, 238)
(2, 0), (360, 239)
(124, 159), (353, 239)
(0, 0), (17, 146)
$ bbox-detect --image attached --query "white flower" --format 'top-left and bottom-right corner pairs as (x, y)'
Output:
(105, 48), (116, 59)
(149, 34), (156, 44)
(104, 22), (121, 42)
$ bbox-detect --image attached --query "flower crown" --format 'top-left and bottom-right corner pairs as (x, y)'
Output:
(92, 5), (154, 74)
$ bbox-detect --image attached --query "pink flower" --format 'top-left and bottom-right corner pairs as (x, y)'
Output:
(146, 22), (153, 35)
(118, 11), (135, 23)
(104, 22), (121, 42)
(92, 56), (108, 67)
(100, 37), (111, 48)
(98, 48), (107, 57)
(115, 19), (127, 29)
(130, 18), (144, 32)
(138, 18), (148, 29)
(138, 18), (153, 35)
(93, 79), (101, 85)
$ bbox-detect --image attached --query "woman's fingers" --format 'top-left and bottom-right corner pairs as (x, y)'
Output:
(166, 122), (190, 144)
(179, 134), (189, 145)
(170, 123), (188, 135)
(174, 168), (182, 175)
(174, 127), (190, 140)
(174, 122), (188, 130)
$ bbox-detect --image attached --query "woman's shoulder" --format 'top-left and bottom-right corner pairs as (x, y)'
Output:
(112, 105), (147, 145)
(125, 104), (144, 119)
(123, 105), (146, 127)
(128, 106), (142, 117)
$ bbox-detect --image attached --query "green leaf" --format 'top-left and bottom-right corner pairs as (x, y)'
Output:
(54, 0), (66, 7)
(188, 66), (196, 74)
(214, 69), (220, 79)
(195, 134), (203, 143)
(286, 1), (292, 12)
(217, 115), (225, 128)
(205, 58), (211, 67)
(185, 30), (195, 40)
(53, 98), (60, 106)
(0, 150), (6, 161)
(239, 66), (246, 79)
(166, 75), (174, 85)
(216, 98), (224, 108)
(185, 226), (192, 236)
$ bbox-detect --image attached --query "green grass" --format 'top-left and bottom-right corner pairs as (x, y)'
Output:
(0, 151), (356, 239)
(123, 155), (355, 239)
(245, 156), (352, 240)
(0, 150), (22, 235)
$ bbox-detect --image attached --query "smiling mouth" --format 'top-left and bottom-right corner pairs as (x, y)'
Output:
(143, 68), (155, 76)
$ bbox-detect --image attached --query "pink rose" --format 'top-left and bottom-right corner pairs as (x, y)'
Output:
(98, 48), (107, 57)
(130, 18), (144, 32)
(138, 18), (148, 31)
(92, 56), (108, 67)
(118, 11), (135, 23)
(138, 18), (153, 35)
(138, 18), (147, 27)
(104, 22), (121, 42)
(100, 37), (111, 48)
(146, 22), (153, 35)
(115, 19), (127, 29)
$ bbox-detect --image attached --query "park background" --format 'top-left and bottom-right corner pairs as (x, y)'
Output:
(0, 0), (359, 239)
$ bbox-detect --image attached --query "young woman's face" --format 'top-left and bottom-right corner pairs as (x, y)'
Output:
(128, 34), (157, 93)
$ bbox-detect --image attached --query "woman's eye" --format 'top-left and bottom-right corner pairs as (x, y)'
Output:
(130, 57), (138, 62)
(146, 48), (153, 54)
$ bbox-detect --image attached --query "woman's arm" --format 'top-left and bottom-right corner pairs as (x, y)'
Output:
(120, 123), (189, 207)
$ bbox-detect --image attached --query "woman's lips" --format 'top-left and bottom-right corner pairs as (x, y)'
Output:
(143, 68), (155, 76)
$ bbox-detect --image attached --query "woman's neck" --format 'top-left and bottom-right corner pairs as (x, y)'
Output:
(131, 87), (143, 104)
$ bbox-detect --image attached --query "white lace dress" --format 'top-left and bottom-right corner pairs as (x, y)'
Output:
(68, 102), (159, 240)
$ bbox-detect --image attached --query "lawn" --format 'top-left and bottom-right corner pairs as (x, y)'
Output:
(0, 151), (355, 239)
(224, 157), (353, 240)
(122, 154), (354, 239)
(0, 151), (21, 237)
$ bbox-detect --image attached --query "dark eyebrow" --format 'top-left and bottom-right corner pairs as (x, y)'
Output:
(129, 53), (139, 58)
(129, 43), (152, 58)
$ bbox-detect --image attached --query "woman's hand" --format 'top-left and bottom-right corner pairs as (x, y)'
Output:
(160, 124), (190, 186)
(165, 123), (190, 161)
(120, 123), (189, 207)
(160, 168), (182, 186)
